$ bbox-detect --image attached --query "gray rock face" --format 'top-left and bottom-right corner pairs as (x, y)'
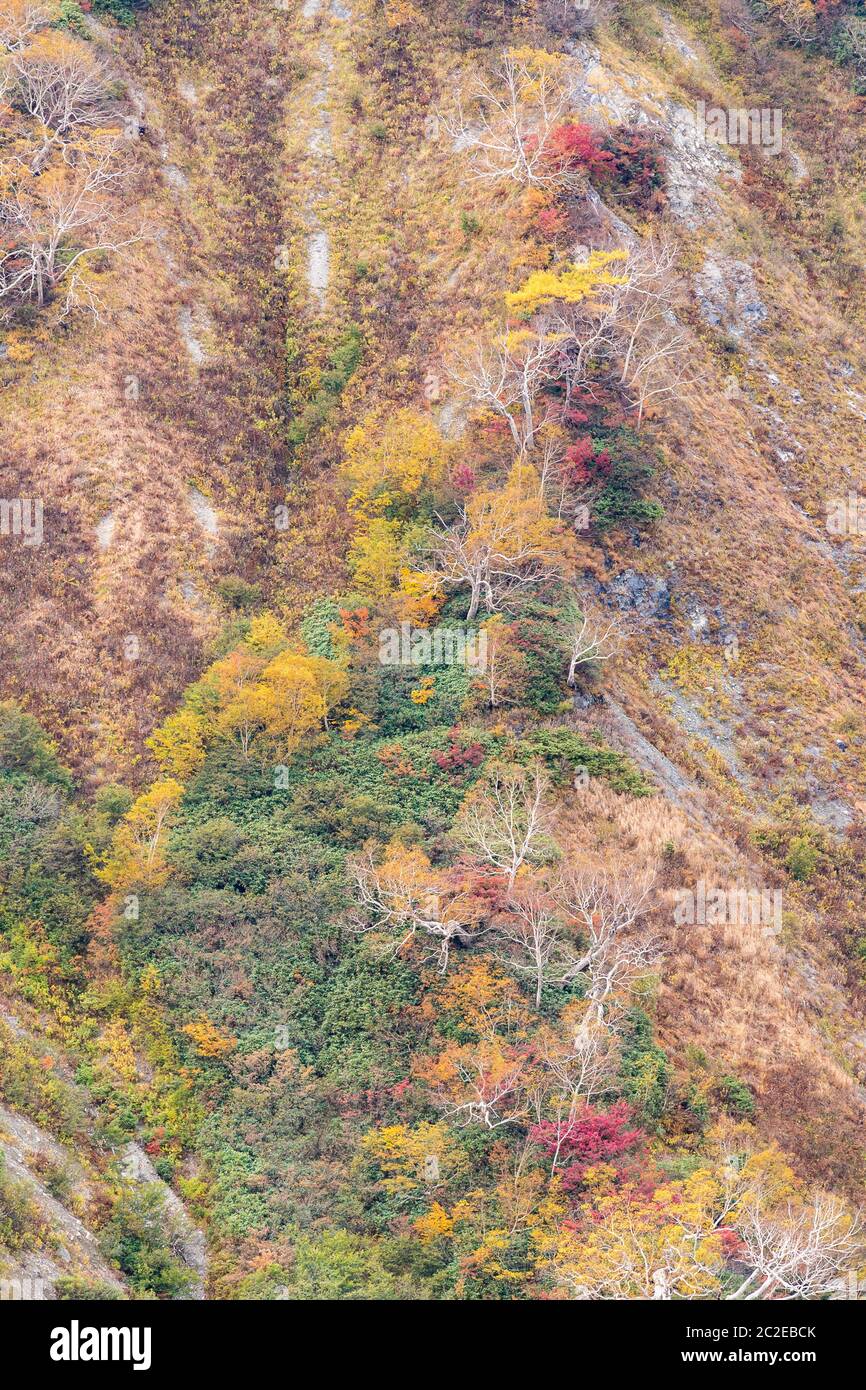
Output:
(693, 257), (767, 340)
(605, 568), (672, 621)
(563, 46), (740, 228)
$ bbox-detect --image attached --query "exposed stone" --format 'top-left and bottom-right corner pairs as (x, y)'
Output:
(693, 256), (767, 340)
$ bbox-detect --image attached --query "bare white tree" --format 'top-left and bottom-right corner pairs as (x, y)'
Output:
(458, 763), (553, 896)
(838, 16), (866, 79)
(613, 236), (693, 423)
(546, 290), (622, 413)
(557, 870), (658, 1024)
(0, 142), (139, 315)
(425, 484), (567, 621)
(495, 888), (568, 1007)
(726, 1196), (864, 1301)
(448, 325), (560, 454)
(560, 597), (623, 685)
(349, 849), (475, 974)
(438, 1047), (530, 1131)
(533, 1017), (622, 1176)
(440, 49), (579, 191)
(0, 0), (55, 52)
(465, 241), (691, 431)
(766, 0), (818, 46)
(5, 33), (114, 170)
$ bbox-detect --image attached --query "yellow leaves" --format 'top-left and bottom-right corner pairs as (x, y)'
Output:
(465, 460), (571, 570)
(2, 331), (34, 363)
(209, 646), (267, 705)
(182, 1015), (237, 1060)
(375, 841), (435, 904)
(735, 1143), (801, 1213)
(414, 1202), (454, 1242)
(98, 779), (184, 891)
(542, 1179), (725, 1299)
(244, 612), (288, 655)
(505, 249), (628, 316)
(341, 407), (451, 518)
(258, 650), (349, 751)
(506, 45), (566, 94)
(126, 780), (184, 839)
(177, 619), (347, 761)
(436, 958), (529, 1040)
(145, 709), (206, 782)
(99, 1018), (138, 1086)
(383, 0), (424, 26)
(348, 517), (405, 600)
(14, 29), (84, 66)
(409, 675), (435, 705)
(340, 707), (372, 738)
(395, 567), (444, 627)
(360, 1121), (466, 1195)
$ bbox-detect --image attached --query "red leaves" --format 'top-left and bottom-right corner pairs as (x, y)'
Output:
(433, 734), (486, 775)
(546, 122), (615, 181)
(531, 1101), (644, 1191)
(535, 204), (569, 242)
(602, 126), (667, 212)
(564, 436), (612, 487)
(451, 462), (477, 493)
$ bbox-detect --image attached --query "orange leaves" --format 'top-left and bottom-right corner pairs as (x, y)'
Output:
(182, 1015), (237, 1061)
(395, 568), (444, 627)
(415, 1037), (532, 1130)
(414, 1202), (454, 1242)
(435, 958), (530, 1041)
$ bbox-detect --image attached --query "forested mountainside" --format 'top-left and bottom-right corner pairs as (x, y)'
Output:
(2, 0), (866, 1304)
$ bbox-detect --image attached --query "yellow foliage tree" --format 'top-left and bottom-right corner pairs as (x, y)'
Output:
(145, 709), (207, 781)
(244, 612), (288, 655)
(414, 1202), (455, 1243)
(360, 1122), (467, 1196)
(216, 682), (274, 757)
(428, 461), (572, 619)
(256, 650), (349, 751)
(98, 779), (184, 890)
(348, 517), (406, 600)
(395, 567), (445, 627)
(182, 1015), (237, 1060)
(537, 1169), (727, 1299)
(505, 249), (628, 316)
(341, 407), (452, 517)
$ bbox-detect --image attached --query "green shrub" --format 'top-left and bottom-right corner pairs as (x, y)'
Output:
(590, 429), (664, 533)
(619, 1007), (671, 1127)
(101, 1183), (195, 1299)
(716, 1072), (756, 1119)
(786, 835), (819, 881)
(515, 728), (651, 796)
(0, 702), (72, 789)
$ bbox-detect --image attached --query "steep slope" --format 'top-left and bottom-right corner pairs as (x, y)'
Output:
(2, 0), (866, 1300)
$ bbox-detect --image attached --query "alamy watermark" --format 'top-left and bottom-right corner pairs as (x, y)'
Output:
(674, 879), (782, 937)
(696, 100), (782, 156)
(0, 497), (43, 546)
(379, 622), (488, 671)
(826, 493), (866, 536)
(1, 1277), (48, 1299)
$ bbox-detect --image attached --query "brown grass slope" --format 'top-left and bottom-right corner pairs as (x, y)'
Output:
(1, 0), (866, 1198)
